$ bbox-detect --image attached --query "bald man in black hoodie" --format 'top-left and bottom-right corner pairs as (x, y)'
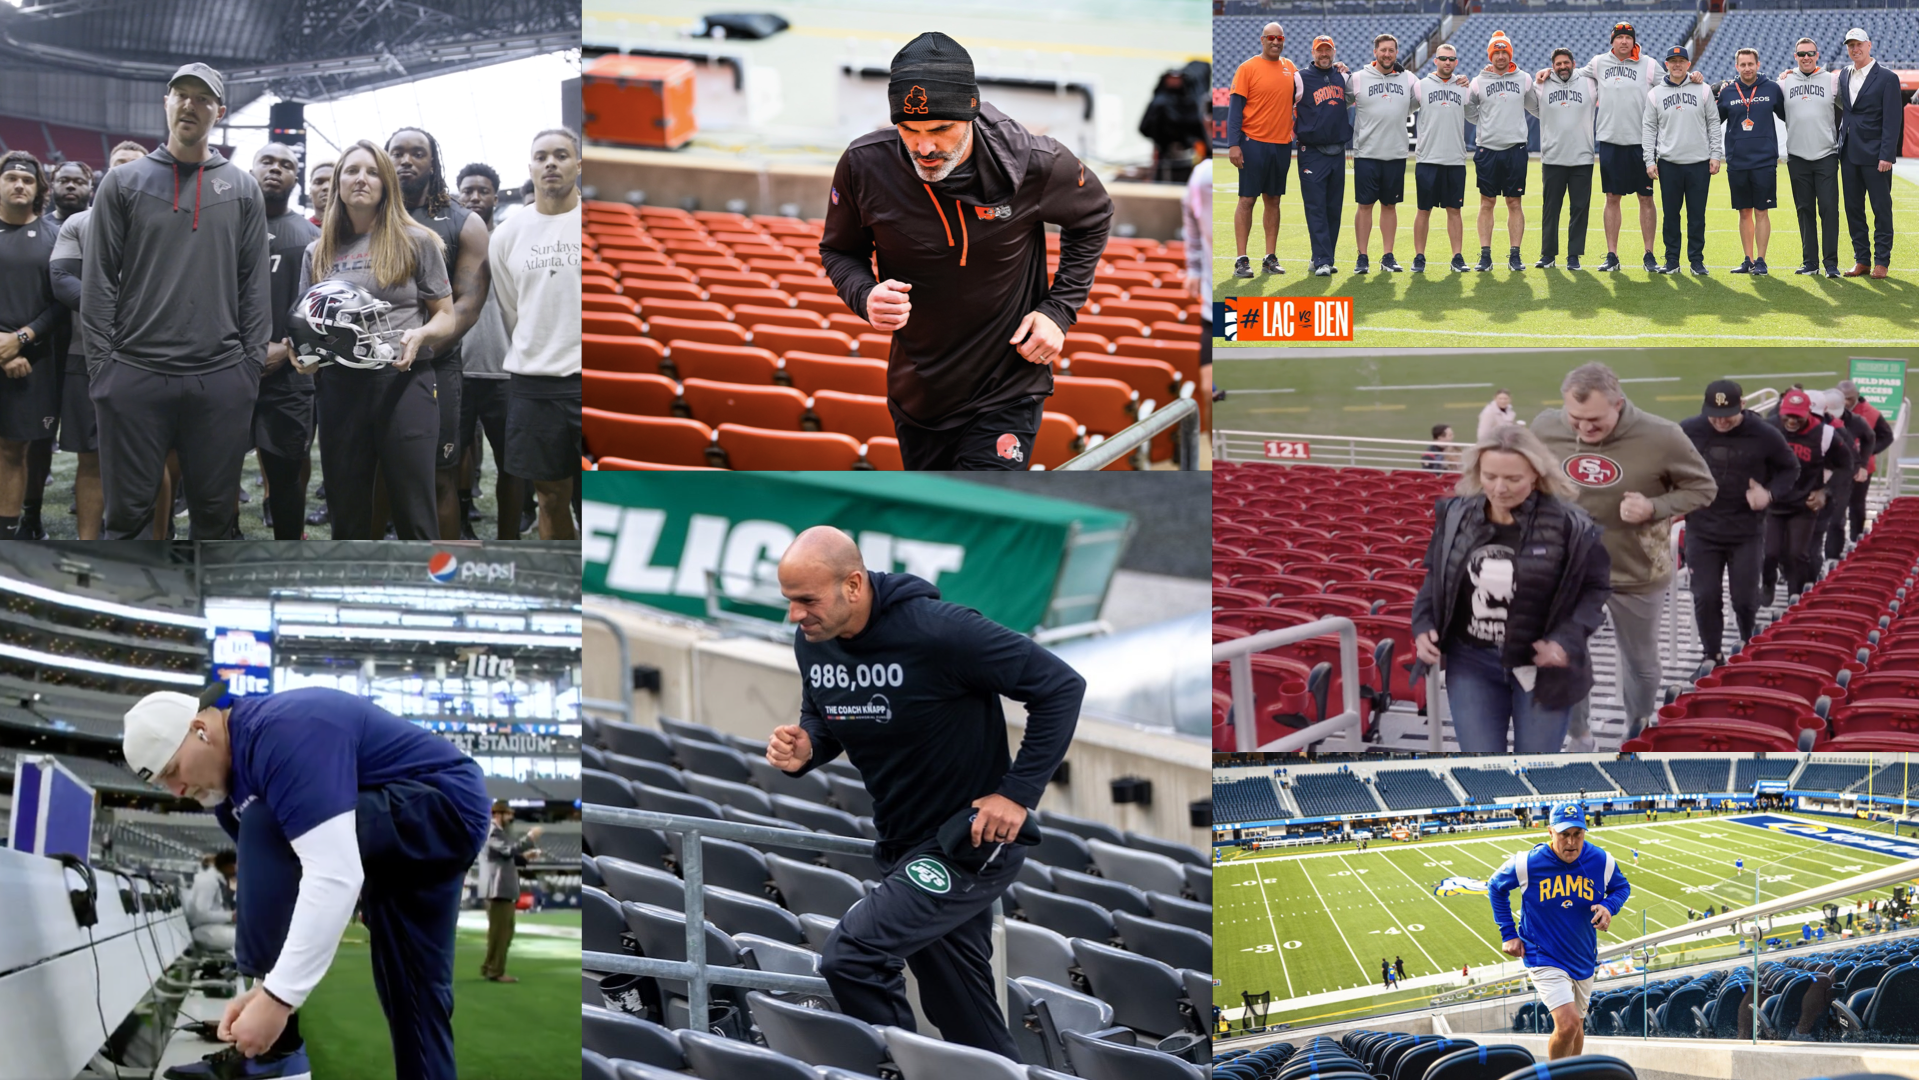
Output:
(821, 33), (1113, 470)
(768, 526), (1083, 1059)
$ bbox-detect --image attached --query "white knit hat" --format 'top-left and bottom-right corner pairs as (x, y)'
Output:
(122, 691), (201, 781)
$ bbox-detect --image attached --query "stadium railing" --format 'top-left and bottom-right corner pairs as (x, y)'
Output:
(1214, 617), (1365, 751)
(1058, 396), (1200, 471)
(1213, 429), (1443, 470)
(581, 804), (1007, 1033)
(583, 610), (635, 726)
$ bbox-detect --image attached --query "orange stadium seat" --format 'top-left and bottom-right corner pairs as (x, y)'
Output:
(625, 279), (706, 304)
(645, 316), (749, 348)
(1130, 286), (1195, 305)
(854, 333), (892, 361)
(750, 325), (854, 357)
(781, 353), (887, 396)
(810, 390), (896, 443)
(1073, 314), (1148, 340)
(732, 304), (825, 330)
(746, 257), (809, 275)
(584, 371), (678, 417)
(584, 409), (712, 466)
(622, 265), (698, 285)
(1031, 412), (1085, 469)
(776, 274), (838, 296)
(1114, 336), (1200, 366)
(665, 342), (780, 385)
(585, 334), (666, 375)
(1066, 354), (1183, 404)
(696, 270), (779, 291)
(679, 378), (809, 430)
(1087, 283), (1124, 301)
(1150, 321), (1200, 341)
(795, 292), (856, 317)
(706, 285), (793, 308)
(584, 311), (645, 338)
(597, 458), (722, 470)
(638, 298), (732, 323)
(1063, 332), (1110, 355)
(1049, 376), (1138, 438)
(715, 424), (862, 470)
(1097, 268), (1158, 290)
(672, 253), (744, 272)
(865, 436), (904, 470)
(825, 314), (871, 337)
(583, 276), (621, 296)
(1097, 299), (1182, 325)
(584, 294), (640, 316)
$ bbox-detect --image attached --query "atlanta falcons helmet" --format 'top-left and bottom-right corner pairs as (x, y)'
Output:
(289, 279), (403, 369)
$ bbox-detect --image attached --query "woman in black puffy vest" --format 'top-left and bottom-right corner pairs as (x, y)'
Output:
(1410, 423), (1614, 752)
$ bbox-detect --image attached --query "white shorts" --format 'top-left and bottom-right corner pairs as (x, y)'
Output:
(1529, 964), (1594, 1017)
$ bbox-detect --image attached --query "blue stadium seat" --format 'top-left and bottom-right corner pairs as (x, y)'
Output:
(1668, 758), (1733, 793)
(1700, 10), (1919, 81)
(1425, 1044), (1536, 1080)
(1599, 759), (1672, 796)
(1452, 767), (1531, 802)
(1290, 771), (1380, 817)
(1214, 777), (1289, 823)
(1796, 762), (1870, 792)
(1733, 757), (1797, 790)
(1373, 768), (1458, 811)
(1524, 762), (1612, 796)
(1494, 1054), (1636, 1080)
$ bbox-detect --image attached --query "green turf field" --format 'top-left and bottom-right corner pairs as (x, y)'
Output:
(1214, 815), (1915, 1023)
(1211, 157), (1919, 348)
(1211, 345), (1918, 445)
(300, 908), (579, 1080)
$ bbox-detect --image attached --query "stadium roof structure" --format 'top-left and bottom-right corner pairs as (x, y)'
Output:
(197, 541), (582, 607)
(0, 0), (576, 134)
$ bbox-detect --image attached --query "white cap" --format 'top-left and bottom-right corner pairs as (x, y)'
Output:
(122, 691), (201, 781)
(1845, 28), (1870, 44)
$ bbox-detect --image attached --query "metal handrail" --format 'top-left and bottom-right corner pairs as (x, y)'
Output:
(1059, 397), (1199, 471)
(1212, 617), (1362, 751)
(583, 610), (633, 723)
(583, 803), (1006, 1032)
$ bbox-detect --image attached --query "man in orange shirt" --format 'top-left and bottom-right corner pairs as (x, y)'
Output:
(1228, 23), (1298, 279)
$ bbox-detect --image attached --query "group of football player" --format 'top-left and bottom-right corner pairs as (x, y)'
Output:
(1224, 21), (1901, 278)
(0, 61), (581, 542)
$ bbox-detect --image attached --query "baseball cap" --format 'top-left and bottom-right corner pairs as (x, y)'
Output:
(1549, 802), (1587, 834)
(1780, 389), (1813, 417)
(168, 62), (225, 103)
(122, 691), (202, 782)
(1844, 28), (1870, 44)
(1666, 46), (1690, 61)
(1702, 379), (1744, 418)
(1312, 34), (1335, 50)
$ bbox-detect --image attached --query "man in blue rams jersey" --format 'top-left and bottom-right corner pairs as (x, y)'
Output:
(1487, 802), (1631, 1059)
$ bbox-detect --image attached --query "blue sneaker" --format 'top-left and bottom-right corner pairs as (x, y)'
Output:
(163, 1044), (312, 1080)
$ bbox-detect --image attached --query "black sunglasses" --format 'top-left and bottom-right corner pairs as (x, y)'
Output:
(1796, 50), (1817, 57)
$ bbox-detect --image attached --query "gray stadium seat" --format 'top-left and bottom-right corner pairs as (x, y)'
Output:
(723, 731), (768, 757)
(602, 753), (688, 793)
(1010, 883), (1116, 942)
(1088, 839), (1187, 896)
(582, 1005), (684, 1068)
(734, 933), (822, 978)
(1039, 810), (1126, 847)
(672, 735), (756, 783)
(637, 783), (726, 822)
(766, 852), (867, 918)
(1113, 910), (1212, 972)
(746, 990), (892, 1075)
(1005, 920), (1079, 987)
(583, 855), (603, 889)
(1012, 976), (1136, 1071)
(582, 744), (607, 771)
(596, 856), (686, 909)
(583, 817), (672, 870)
(1052, 867), (1152, 918)
(665, 834), (771, 895)
(682, 772), (777, 816)
(1032, 826), (1094, 873)
(1018, 861), (1056, 892)
(678, 1029), (819, 1080)
(770, 793), (865, 838)
(584, 972), (605, 1008)
(717, 805), (829, 863)
(1062, 1030), (1204, 1080)
(598, 719), (677, 763)
(584, 1049), (619, 1080)
(1123, 830), (1206, 868)
(620, 901), (742, 1004)
(747, 756), (836, 803)
(583, 886), (627, 955)
(884, 1026), (1028, 1080)
(584, 768), (638, 808)
(704, 885), (806, 943)
(828, 773), (875, 817)
(1147, 891), (1211, 933)
(661, 715), (727, 744)
(1180, 864), (1211, 904)
(612, 1062), (683, 1080)
(1071, 938), (1195, 1038)
(799, 912), (839, 950)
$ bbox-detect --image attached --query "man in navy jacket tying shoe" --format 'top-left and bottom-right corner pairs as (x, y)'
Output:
(123, 684), (492, 1080)
(767, 525), (1084, 1060)
(1487, 802), (1632, 1060)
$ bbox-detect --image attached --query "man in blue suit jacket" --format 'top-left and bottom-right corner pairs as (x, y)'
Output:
(1836, 27), (1902, 278)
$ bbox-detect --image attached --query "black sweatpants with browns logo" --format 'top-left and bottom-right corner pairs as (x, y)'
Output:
(819, 837), (1023, 1059)
(889, 396), (1042, 471)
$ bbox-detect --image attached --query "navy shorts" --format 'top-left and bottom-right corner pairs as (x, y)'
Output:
(1728, 165), (1778, 211)
(1237, 138), (1292, 198)
(1353, 158), (1407, 205)
(1599, 141), (1653, 197)
(1415, 162), (1467, 210)
(1474, 144), (1528, 198)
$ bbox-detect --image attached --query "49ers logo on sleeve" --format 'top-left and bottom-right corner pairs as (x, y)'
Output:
(996, 433), (1025, 462)
(1563, 453), (1623, 487)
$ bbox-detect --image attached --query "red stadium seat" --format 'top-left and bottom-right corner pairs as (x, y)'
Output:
(597, 458), (722, 470)
(665, 342), (780, 385)
(1031, 412), (1084, 469)
(1695, 660), (1845, 709)
(1621, 719), (1801, 752)
(679, 378), (809, 431)
(1327, 580), (1420, 606)
(1212, 587), (1272, 610)
(1656, 687), (1825, 748)
(584, 371), (677, 417)
(584, 311), (645, 338)
(585, 334), (666, 375)
(781, 353), (888, 396)
(1729, 641), (1867, 680)
(1049, 376), (1138, 438)
(1841, 673), (1919, 705)
(1213, 607), (1317, 635)
(1210, 654), (1322, 747)
(715, 424), (862, 470)
(750, 325), (855, 357)
(584, 409), (712, 466)
(732, 304), (826, 330)
(1285, 594), (1376, 621)
(1216, 556), (1287, 579)
(855, 333), (892, 361)
(646, 316), (750, 348)
(584, 294), (640, 316)
(865, 436), (904, 470)
(809, 389), (896, 443)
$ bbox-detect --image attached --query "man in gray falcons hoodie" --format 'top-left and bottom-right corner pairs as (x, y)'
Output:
(1348, 35), (1420, 274)
(1777, 39), (1844, 276)
(1532, 48), (1599, 269)
(82, 63), (269, 540)
(1412, 44), (1472, 272)
(1465, 32), (1537, 272)
(1641, 46), (1723, 275)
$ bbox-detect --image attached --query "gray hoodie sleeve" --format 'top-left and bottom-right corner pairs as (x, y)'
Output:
(1642, 85), (1660, 167)
(1706, 96), (1725, 162)
(235, 188), (270, 368)
(79, 169), (123, 376)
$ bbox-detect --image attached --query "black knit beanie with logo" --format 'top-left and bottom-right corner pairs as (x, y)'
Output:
(888, 32), (979, 125)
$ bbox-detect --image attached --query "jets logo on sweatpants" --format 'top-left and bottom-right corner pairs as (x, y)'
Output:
(903, 857), (952, 895)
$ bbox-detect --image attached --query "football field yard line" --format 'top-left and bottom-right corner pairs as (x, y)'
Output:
(1295, 856), (1370, 986)
(1375, 846), (1509, 962)
(1253, 858), (1295, 998)
(1335, 853), (1443, 974)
